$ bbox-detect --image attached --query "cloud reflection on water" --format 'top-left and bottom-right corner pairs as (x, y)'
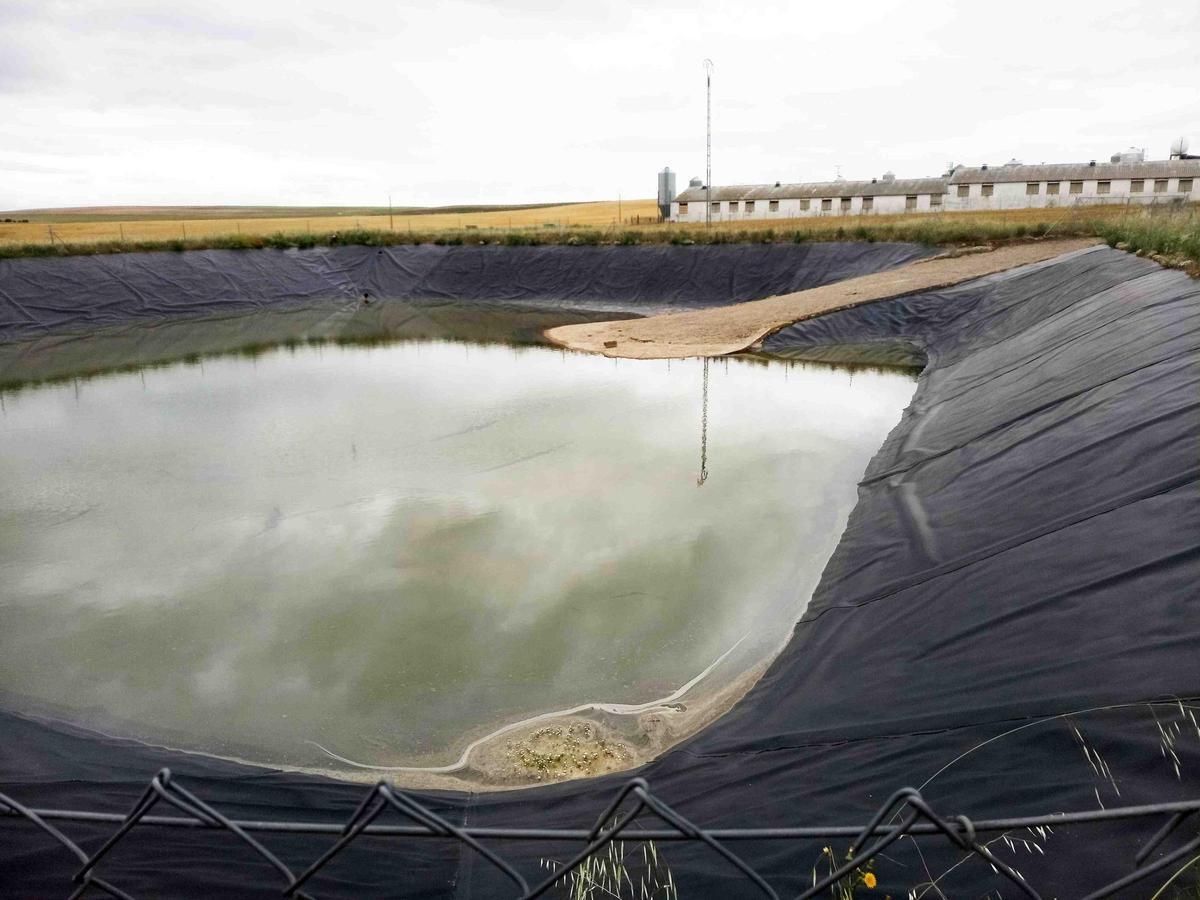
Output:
(0, 340), (914, 767)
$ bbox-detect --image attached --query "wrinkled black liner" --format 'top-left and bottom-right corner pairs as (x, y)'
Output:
(2, 244), (1198, 898)
(0, 242), (933, 342)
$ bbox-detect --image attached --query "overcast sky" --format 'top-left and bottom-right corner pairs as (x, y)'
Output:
(2, 0), (1197, 210)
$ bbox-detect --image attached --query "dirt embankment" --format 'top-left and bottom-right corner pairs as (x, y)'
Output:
(545, 239), (1099, 359)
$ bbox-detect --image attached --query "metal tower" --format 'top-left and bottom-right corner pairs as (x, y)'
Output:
(704, 59), (714, 227)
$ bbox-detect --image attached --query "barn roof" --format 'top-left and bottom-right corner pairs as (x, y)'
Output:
(948, 159), (1200, 184)
(672, 159), (1200, 204)
(674, 177), (949, 203)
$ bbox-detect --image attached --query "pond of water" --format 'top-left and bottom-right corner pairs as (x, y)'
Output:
(0, 338), (914, 783)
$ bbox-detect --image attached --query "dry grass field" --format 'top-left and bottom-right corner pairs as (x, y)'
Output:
(688, 201), (1194, 237)
(0, 203), (577, 222)
(0, 199), (662, 245)
(2, 198), (1189, 248)
(0, 199), (1194, 273)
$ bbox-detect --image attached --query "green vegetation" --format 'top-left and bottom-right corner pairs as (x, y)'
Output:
(541, 839), (677, 900)
(811, 845), (878, 899)
(503, 723), (633, 781)
(1, 209), (1196, 274)
(1091, 216), (1200, 271)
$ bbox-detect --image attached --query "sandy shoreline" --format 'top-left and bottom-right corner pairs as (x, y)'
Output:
(545, 239), (1099, 359)
(139, 654), (776, 794)
(296, 652), (775, 792)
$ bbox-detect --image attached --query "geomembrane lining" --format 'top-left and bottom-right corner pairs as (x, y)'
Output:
(1, 242), (1198, 898)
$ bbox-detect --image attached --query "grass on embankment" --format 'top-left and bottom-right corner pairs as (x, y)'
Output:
(0, 205), (1196, 274)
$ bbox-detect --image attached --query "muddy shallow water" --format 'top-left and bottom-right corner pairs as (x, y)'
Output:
(0, 337), (915, 785)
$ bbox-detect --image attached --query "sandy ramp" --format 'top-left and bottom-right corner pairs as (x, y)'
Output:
(545, 238), (1100, 359)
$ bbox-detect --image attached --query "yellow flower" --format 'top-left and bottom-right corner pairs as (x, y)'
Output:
(862, 872), (877, 889)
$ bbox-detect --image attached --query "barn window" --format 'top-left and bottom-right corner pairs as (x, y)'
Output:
(862, 196), (873, 211)
(1130, 180), (1144, 193)
(728, 201), (739, 213)
(957, 184), (970, 198)
(678, 202), (688, 214)
(1069, 181), (1083, 194)
(800, 199), (810, 211)
(821, 198), (832, 211)
(745, 200), (755, 213)
(711, 201), (720, 211)
(1047, 182), (1060, 195)
(1097, 181), (1111, 195)
(769, 200), (779, 212)
(1180, 178), (1194, 193)
(905, 195), (918, 210)
(981, 184), (994, 198)
(1026, 182), (1040, 195)
(1154, 179), (1168, 193)
(840, 197), (852, 212)
(930, 193), (942, 207)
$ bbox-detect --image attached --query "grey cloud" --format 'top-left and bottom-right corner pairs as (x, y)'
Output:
(64, 4), (287, 46)
(0, 1), (43, 27)
(0, 41), (56, 93)
(570, 135), (701, 153)
(3, 0), (1199, 208)
(0, 160), (77, 175)
(614, 92), (690, 114)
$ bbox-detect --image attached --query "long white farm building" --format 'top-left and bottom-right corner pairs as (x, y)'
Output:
(669, 145), (1200, 222)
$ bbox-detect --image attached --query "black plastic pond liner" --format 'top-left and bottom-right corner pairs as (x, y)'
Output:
(1, 244), (1198, 898)
(0, 242), (934, 391)
(0, 241), (933, 343)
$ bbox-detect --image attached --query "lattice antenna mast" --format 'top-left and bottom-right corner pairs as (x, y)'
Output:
(704, 59), (714, 227)
(697, 357), (710, 485)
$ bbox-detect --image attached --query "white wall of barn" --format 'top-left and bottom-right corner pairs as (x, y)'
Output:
(942, 176), (1199, 212)
(669, 175), (1196, 222)
(669, 190), (946, 223)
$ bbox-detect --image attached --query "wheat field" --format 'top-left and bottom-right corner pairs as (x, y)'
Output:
(1, 200), (1194, 272)
(0, 200), (662, 245)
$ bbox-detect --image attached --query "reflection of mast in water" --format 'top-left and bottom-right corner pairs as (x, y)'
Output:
(697, 357), (709, 486)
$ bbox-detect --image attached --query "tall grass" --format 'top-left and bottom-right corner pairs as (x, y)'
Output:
(1091, 215), (1200, 266)
(540, 840), (677, 899)
(0, 207), (1196, 273)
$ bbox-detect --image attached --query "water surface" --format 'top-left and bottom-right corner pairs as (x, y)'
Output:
(0, 339), (914, 772)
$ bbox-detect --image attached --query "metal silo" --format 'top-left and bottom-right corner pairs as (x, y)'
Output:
(657, 167), (676, 220)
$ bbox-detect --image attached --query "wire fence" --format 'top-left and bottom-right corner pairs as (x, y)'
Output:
(3, 769), (1199, 899)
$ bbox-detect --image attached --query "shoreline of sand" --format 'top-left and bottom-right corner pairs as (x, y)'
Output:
(544, 239), (1100, 360)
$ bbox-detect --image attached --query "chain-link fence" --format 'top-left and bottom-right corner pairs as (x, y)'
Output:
(4, 768), (1199, 899)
